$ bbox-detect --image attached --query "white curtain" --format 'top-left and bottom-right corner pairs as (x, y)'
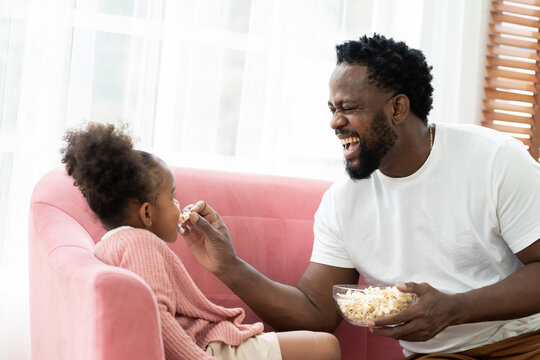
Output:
(0, 0), (488, 358)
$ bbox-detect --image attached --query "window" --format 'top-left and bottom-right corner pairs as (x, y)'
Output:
(482, 0), (540, 160)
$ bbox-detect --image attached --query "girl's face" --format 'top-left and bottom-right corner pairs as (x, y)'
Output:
(147, 165), (181, 242)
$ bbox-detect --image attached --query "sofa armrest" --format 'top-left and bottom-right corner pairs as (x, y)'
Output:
(29, 203), (164, 360)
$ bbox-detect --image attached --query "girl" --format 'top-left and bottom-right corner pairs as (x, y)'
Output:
(61, 122), (341, 360)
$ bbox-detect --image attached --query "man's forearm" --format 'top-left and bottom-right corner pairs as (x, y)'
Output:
(454, 262), (540, 325)
(216, 257), (334, 331)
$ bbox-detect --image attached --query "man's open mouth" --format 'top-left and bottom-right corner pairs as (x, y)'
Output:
(340, 136), (360, 159)
(341, 137), (360, 150)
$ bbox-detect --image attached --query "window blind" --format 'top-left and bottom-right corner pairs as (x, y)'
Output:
(482, 0), (540, 160)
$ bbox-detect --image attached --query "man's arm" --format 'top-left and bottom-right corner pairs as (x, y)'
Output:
(372, 239), (540, 342)
(180, 201), (359, 331)
(220, 259), (359, 331)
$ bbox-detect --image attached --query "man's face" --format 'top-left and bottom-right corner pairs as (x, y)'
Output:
(328, 64), (398, 179)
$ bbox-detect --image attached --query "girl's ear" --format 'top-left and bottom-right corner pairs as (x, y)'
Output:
(138, 202), (153, 228)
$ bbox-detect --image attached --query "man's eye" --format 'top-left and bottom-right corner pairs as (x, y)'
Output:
(329, 108), (336, 114)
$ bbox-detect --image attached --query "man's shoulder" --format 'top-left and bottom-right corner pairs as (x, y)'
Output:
(440, 123), (515, 145)
(438, 123), (523, 161)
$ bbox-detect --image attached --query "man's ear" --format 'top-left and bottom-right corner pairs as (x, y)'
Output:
(391, 94), (410, 125)
(138, 202), (153, 228)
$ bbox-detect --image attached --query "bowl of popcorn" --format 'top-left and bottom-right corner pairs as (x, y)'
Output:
(333, 284), (416, 327)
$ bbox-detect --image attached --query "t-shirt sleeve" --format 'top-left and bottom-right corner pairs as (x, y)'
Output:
(310, 186), (354, 268)
(492, 139), (540, 253)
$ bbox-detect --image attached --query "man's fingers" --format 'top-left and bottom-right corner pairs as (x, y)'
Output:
(373, 323), (415, 341)
(190, 200), (223, 222)
(182, 201), (208, 214)
(189, 211), (219, 235)
(373, 309), (410, 328)
(182, 204), (195, 213)
(396, 282), (429, 296)
(188, 210), (204, 225)
(372, 316), (425, 341)
(192, 200), (212, 215)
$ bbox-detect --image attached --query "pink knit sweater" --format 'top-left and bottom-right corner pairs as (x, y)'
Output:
(94, 227), (263, 360)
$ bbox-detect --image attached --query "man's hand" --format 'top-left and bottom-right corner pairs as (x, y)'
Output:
(369, 282), (463, 342)
(180, 201), (359, 332)
(179, 201), (237, 275)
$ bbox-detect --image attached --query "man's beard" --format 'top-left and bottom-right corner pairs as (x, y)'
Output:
(345, 110), (398, 180)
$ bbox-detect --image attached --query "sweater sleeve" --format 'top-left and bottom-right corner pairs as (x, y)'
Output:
(159, 304), (215, 360)
(114, 232), (216, 360)
(159, 303), (215, 360)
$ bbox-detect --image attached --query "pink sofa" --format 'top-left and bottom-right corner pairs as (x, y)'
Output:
(28, 166), (404, 360)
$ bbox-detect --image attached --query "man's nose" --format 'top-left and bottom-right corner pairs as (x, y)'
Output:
(330, 111), (347, 130)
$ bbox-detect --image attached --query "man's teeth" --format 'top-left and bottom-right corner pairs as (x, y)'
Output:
(341, 137), (360, 146)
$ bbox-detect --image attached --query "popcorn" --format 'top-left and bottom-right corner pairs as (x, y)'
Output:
(179, 210), (192, 224)
(335, 286), (415, 325)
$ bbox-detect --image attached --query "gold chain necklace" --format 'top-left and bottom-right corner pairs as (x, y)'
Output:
(429, 123), (434, 151)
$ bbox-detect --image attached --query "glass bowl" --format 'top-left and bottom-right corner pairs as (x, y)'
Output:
(333, 284), (416, 327)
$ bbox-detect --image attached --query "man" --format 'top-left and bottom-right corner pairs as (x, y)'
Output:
(180, 34), (540, 358)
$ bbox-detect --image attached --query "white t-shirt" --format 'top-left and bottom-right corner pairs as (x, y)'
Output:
(311, 123), (540, 355)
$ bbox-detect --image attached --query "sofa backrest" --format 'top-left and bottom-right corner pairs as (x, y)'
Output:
(168, 167), (333, 320)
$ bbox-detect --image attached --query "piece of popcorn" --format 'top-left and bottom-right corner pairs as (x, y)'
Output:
(179, 210), (192, 223)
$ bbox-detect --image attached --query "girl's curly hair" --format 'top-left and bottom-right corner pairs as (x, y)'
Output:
(60, 122), (162, 228)
(336, 34), (434, 123)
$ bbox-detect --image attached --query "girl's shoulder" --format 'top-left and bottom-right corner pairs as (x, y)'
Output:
(97, 227), (169, 254)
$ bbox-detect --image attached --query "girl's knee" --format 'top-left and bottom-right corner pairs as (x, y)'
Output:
(277, 330), (341, 360)
(315, 332), (341, 360)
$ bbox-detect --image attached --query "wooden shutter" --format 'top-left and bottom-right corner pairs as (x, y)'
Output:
(482, 0), (540, 160)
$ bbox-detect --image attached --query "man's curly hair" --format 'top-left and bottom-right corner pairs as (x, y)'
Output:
(60, 122), (163, 229)
(336, 34), (433, 123)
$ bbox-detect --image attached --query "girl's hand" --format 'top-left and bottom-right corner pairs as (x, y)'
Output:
(179, 201), (237, 274)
